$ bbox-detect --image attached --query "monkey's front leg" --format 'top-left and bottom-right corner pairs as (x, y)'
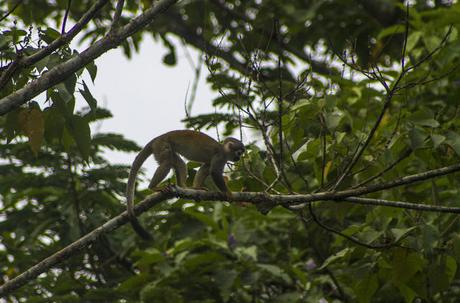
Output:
(192, 164), (210, 190)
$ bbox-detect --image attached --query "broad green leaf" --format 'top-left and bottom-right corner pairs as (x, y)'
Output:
(378, 24), (405, 40)
(79, 80), (98, 113)
(391, 226), (416, 242)
(67, 115), (91, 160)
(408, 127), (427, 150)
(140, 285), (184, 303)
(44, 107), (65, 143)
(257, 264), (292, 283)
(392, 251), (426, 284)
(319, 248), (352, 270)
(86, 60), (98, 83)
(5, 108), (20, 143)
(398, 283), (416, 303)
(445, 131), (460, 155)
(431, 134), (445, 148)
(273, 292), (303, 302)
(354, 274), (378, 303)
(446, 256), (457, 283)
(408, 110), (439, 128)
(235, 245), (258, 261)
(324, 111), (343, 130)
(184, 208), (219, 230)
(215, 269), (238, 302)
(406, 31), (423, 51)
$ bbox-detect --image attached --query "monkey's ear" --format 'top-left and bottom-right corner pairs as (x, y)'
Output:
(223, 141), (233, 153)
(227, 141), (236, 149)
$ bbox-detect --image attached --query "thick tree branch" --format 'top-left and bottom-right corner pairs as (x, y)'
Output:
(342, 196), (460, 213)
(0, 0), (109, 90)
(2, 162), (460, 295)
(0, 0), (178, 116)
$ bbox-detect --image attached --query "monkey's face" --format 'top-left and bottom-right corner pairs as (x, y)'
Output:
(224, 138), (245, 162)
(232, 147), (245, 161)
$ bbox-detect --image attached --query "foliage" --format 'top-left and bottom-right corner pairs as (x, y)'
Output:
(2, 0), (460, 302)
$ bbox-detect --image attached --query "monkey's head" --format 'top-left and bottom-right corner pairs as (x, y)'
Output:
(223, 137), (245, 162)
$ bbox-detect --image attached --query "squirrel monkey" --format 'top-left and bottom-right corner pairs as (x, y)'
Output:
(126, 130), (245, 240)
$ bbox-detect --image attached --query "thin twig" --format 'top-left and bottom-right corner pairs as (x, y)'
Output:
(61, 0), (72, 34)
(0, 0), (23, 23)
(305, 204), (403, 250)
(110, 0), (125, 31)
(352, 147), (412, 188)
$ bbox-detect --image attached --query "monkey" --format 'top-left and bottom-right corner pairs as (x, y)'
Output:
(126, 130), (245, 240)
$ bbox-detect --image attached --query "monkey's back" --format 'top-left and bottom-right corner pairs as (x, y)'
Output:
(160, 130), (221, 163)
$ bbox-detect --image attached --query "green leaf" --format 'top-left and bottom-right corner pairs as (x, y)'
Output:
(5, 108), (20, 143)
(324, 111), (343, 130)
(79, 80), (97, 113)
(44, 106), (65, 143)
(184, 208), (219, 230)
(64, 74), (77, 95)
(406, 31), (423, 51)
(215, 269), (238, 302)
(163, 52), (176, 65)
(135, 249), (165, 267)
(67, 115), (91, 160)
(86, 60), (98, 83)
(446, 131), (460, 155)
(397, 283), (416, 303)
(42, 27), (61, 44)
(141, 285), (183, 303)
(446, 256), (457, 283)
(319, 248), (352, 270)
(408, 110), (439, 128)
(391, 226), (416, 242)
(235, 245), (258, 261)
(257, 264), (292, 283)
(0, 33), (12, 50)
(378, 24), (405, 40)
(408, 127), (427, 150)
(354, 274), (378, 303)
(431, 134), (445, 148)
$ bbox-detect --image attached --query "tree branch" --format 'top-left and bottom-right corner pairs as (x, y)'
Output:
(0, 0), (109, 90)
(2, 161), (460, 295)
(0, 0), (178, 116)
(0, 190), (174, 296)
(342, 196), (460, 213)
(0, 0), (23, 23)
(0, 164), (460, 295)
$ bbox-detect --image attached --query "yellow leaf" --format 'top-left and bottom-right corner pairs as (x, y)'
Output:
(380, 111), (390, 127)
(18, 108), (44, 155)
(324, 160), (333, 179)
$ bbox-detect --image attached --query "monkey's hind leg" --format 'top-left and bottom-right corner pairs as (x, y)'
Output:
(149, 140), (173, 191)
(148, 163), (172, 191)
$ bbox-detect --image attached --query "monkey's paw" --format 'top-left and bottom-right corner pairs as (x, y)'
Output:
(149, 186), (164, 192)
(159, 185), (175, 194)
(192, 186), (209, 191)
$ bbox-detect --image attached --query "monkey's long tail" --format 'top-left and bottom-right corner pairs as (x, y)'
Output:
(126, 141), (155, 240)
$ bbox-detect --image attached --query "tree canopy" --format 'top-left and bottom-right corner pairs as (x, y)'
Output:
(2, 0), (460, 302)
